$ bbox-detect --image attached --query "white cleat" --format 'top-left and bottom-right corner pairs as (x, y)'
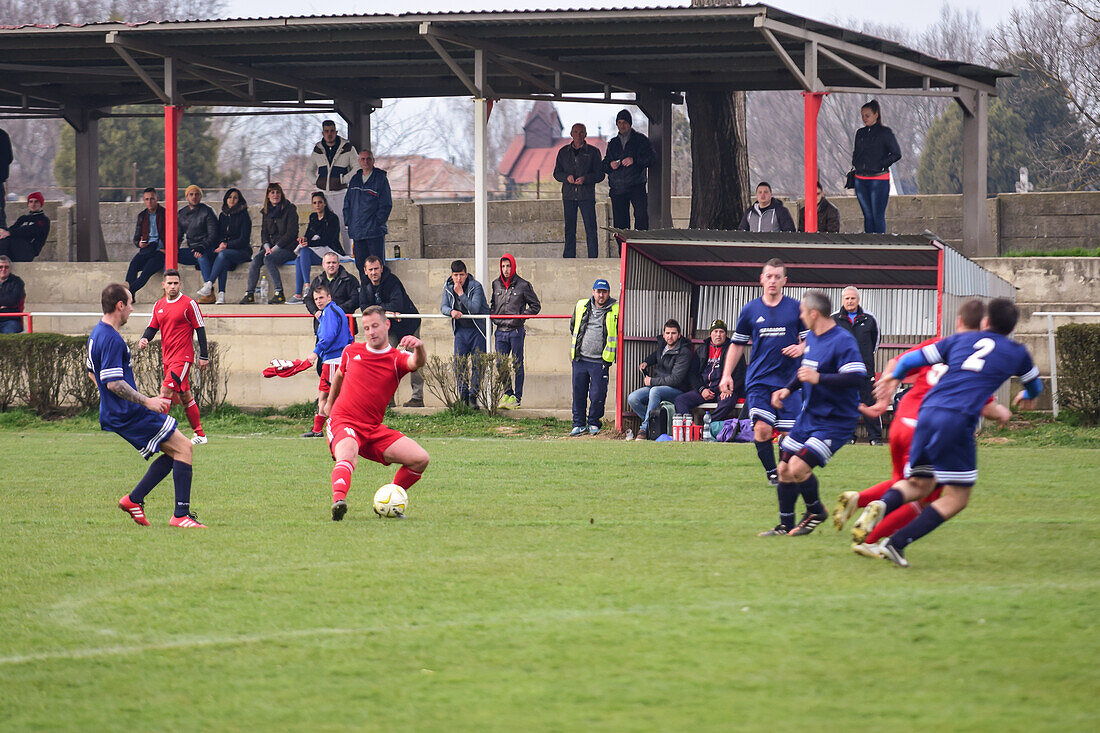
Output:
(832, 490), (860, 531)
(191, 434), (209, 445)
(851, 500), (885, 544)
(852, 539), (888, 558)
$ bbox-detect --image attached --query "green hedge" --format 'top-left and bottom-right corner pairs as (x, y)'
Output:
(0, 333), (226, 416)
(1057, 323), (1100, 426)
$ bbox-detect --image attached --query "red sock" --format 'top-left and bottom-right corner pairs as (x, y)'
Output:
(184, 399), (203, 436)
(331, 460), (354, 502)
(866, 501), (922, 544)
(393, 466), (422, 491)
(858, 479), (895, 507)
(312, 413), (326, 432)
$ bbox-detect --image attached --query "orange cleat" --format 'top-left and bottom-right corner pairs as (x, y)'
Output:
(169, 513), (207, 529)
(118, 495), (150, 526)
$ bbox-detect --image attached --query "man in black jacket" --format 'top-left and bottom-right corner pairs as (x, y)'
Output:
(832, 286), (882, 444)
(737, 182), (796, 233)
(553, 123), (606, 258)
(0, 255), (25, 334)
(602, 109), (654, 231)
(176, 185), (218, 272)
(627, 319), (693, 439)
(0, 192), (49, 262)
(673, 319), (746, 422)
(490, 253), (541, 409)
(797, 182), (841, 233)
(359, 255), (424, 407)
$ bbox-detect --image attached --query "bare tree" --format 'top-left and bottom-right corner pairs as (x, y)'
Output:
(432, 97), (533, 174)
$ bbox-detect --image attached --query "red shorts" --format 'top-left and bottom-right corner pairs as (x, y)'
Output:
(318, 363), (333, 394)
(162, 360), (192, 393)
(326, 419), (405, 465)
(888, 415), (917, 482)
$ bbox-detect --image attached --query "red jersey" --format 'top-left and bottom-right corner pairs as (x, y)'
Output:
(148, 294), (205, 363)
(330, 343), (411, 426)
(894, 338), (943, 422)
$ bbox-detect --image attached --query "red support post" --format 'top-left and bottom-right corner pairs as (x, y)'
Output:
(802, 92), (826, 233)
(164, 105), (183, 269)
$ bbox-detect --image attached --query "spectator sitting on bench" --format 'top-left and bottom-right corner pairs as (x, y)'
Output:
(0, 192), (50, 262)
(0, 255), (26, 334)
(674, 319), (746, 422)
(628, 318), (693, 440)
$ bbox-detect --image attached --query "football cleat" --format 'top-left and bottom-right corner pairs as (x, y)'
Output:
(767, 471), (779, 487)
(169, 513), (207, 528)
(833, 491), (860, 530)
(118, 495), (150, 526)
(879, 538), (909, 568)
(757, 524), (792, 537)
(331, 500), (348, 522)
(191, 434), (208, 445)
(301, 430), (324, 438)
(852, 539), (887, 558)
(788, 511), (828, 536)
(851, 500), (886, 544)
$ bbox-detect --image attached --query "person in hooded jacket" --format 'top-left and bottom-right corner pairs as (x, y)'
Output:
(490, 253), (542, 409)
(737, 182), (796, 233)
(175, 184), (218, 272)
(441, 259), (489, 408)
(0, 192), (50, 262)
(196, 188), (252, 304)
(602, 109), (654, 231)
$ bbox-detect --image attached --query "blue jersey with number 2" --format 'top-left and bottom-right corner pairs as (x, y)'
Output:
(917, 330), (1038, 416)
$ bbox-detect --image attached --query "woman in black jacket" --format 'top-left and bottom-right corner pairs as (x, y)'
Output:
(851, 99), (902, 234)
(197, 188), (252, 304)
(289, 191), (343, 305)
(241, 182), (299, 304)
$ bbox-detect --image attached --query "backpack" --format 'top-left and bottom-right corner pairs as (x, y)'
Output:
(646, 401), (675, 437)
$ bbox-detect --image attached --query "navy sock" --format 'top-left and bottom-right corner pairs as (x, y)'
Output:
(777, 482), (798, 528)
(130, 454), (173, 504)
(172, 461), (193, 518)
(891, 505), (946, 551)
(880, 488), (906, 514)
(755, 440), (777, 475)
(799, 474), (824, 514)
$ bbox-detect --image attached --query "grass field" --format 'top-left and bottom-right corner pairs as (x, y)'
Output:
(2, 421), (1098, 731)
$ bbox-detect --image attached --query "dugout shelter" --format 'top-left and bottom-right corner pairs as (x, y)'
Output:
(613, 230), (1015, 431)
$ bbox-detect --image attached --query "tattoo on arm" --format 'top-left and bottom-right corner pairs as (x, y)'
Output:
(107, 379), (148, 406)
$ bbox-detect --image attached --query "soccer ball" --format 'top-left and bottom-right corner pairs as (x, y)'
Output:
(373, 484), (408, 518)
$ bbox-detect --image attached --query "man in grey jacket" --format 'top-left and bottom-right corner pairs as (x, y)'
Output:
(441, 259), (489, 408)
(490, 253), (541, 409)
(553, 123), (605, 258)
(627, 319), (693, 439)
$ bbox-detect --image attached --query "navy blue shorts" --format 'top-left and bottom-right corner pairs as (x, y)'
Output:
(745, 384), (802, 432)
(905, 406), (978, 486)
(780, 421), (852, 468)
(106, 412), (178, 460)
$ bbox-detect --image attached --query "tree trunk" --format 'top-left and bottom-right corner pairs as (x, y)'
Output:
(688, 0), (750, 229)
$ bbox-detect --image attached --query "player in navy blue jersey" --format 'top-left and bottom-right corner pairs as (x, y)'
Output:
(853, 297), (1041, 566)
(88, 283), (206, 528)
(762, 291), (866, 536)
(720, 258), (808, 486)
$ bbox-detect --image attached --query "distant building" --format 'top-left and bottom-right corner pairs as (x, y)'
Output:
(273, 153), (483, 202)
(498, 101), (608, 195)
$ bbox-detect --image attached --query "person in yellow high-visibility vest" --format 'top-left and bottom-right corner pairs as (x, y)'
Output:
(569, 278), (619, 436)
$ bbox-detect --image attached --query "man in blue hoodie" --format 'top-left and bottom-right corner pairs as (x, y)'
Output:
(441, 259), (489, 408)
(343, 148), (393, 276)
(302, 281), (353, 438)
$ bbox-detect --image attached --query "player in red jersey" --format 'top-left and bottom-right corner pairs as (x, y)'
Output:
(832, 299), (1010, 556)
(322, 304), (429, 521)
(138, 269), (210, 445)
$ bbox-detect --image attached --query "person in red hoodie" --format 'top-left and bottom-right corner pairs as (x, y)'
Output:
(489, 253), (542, 409)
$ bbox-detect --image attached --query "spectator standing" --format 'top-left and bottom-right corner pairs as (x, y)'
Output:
(175, 185), (218, 273)
(344, 148), (392, 275)
(0, 126), (11, 229)
(0, 255), (25, 334)
(797, 182), (841, 233)
(673, 319), (747, 423)
(196, 188), (252, 305)
(441, 259), (489, 408)
(553, 122), (605, 258)
(627, 319), (693, 440)
(289, 191), (343, 305)
(490, 253), (541, 409)
(309, 119), (357, 251)
(737, 182), (796, 233)
(0, 192), (50, 262)
(241, 182), (298, 305)
(126, 188), (166, 301)
(851, 99), (902, 234)
(832, 286), (882, 444)
(602, 109), (654, 231)
(569, 279), (619, 436)
(360, 255), (424, 408)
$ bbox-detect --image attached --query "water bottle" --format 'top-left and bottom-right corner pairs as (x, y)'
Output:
(259, 273), (269, 304)
(673, 414), (683, 442)
(703, 411), (714, 442)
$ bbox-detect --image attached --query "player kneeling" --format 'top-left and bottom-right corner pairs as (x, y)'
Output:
(323, 305), (429, 521)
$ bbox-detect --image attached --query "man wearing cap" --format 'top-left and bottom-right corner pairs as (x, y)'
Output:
(569, 278), (619, 436)
(176, 185), (218, 273)
(0, 192), (50, 262)
(602, 109), (654, 231)
(674, 319), (747, 423)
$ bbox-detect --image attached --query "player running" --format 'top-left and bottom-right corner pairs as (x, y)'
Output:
(138, 269), (210, 445)
(719, 258), (807, 487)
(851, 297), (1041, 567)
(89, 283), (206, 528)
(302, 282), (353, 438)
(833, 299), (1011, 557)
(762, 290), (866, 536)
(323, 304), (430, 521)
